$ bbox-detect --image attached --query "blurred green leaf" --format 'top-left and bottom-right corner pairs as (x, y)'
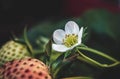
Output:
(81, 9), (120, 39)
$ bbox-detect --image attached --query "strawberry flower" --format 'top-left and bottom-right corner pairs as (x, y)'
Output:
(52, 21), (83, 52)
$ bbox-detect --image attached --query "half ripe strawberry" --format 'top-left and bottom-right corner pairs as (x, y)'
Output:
(0, 57), (51, 79)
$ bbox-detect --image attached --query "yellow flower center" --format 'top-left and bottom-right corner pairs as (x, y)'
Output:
(63, 34), (78, 47)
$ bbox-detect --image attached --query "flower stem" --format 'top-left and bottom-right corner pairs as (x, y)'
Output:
(77, 47), (118, 62)
(77, 47), (120, 67)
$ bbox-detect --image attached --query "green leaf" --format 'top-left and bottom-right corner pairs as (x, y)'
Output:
(64, 51), (71, 59)
(51, 52), (65, 72)
(51, 51), (76, 73)
(51, 52), (75, 79)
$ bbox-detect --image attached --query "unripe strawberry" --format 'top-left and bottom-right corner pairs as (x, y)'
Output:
(0, 57), (51, 79)
(0, 40), (30, 66)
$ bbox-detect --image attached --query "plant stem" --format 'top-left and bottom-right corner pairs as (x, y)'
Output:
(77, 47), (118, 62)
(77, 50), (120, 67)
(76, 47), (120, 67)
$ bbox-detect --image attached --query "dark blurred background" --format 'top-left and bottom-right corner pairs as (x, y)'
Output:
(0, 0), (120, 43)
(0, 0), (119, 44)
(0, 0), (120, 79)
(0, 0), (63, 44)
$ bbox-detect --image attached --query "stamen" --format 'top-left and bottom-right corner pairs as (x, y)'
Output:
(63, 34), (78, 47)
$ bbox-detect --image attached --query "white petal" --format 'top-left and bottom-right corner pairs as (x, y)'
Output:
(65, 21), (79, 35)
(53, 29), (65, 44)
(52, 44), (69, 52)
(78, 27), (83, 40)
(77, 27), (83, 46)
(77, 39), (82, 45)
